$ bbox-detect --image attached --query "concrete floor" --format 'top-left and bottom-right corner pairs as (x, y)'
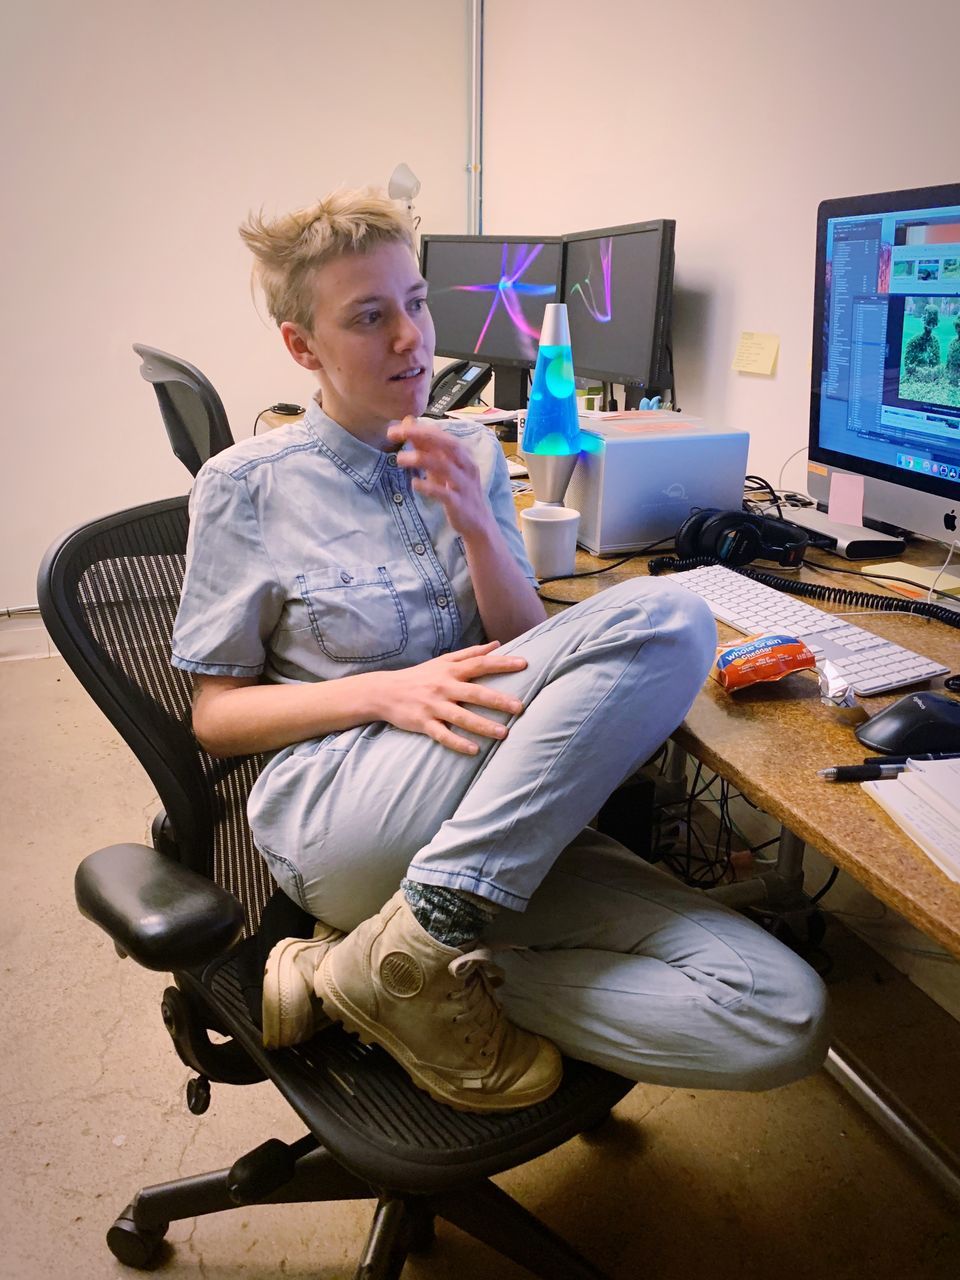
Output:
(2, 655), (960, 1279)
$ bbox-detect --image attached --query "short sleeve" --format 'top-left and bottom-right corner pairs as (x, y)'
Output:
(171, 464), (284, 676)
(486, 440), (538, 587)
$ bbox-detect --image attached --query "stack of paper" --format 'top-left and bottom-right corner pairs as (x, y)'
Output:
(445, 408), (518, 425)
(862, 759), (960, 882)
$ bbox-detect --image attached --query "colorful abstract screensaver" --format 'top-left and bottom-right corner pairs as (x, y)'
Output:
(427, 225), (670, 385)
(450, 242), (558, 361)
(566, 237), (614, 324)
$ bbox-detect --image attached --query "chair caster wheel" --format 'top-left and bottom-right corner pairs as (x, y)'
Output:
(106, 1206), (169, 1268)
(187, 1074), (211, 1114)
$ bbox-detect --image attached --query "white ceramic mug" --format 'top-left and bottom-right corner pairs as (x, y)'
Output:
(520, 505), (580, 579)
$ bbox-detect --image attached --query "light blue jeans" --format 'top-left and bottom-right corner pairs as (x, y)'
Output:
(249, 578), (830, 1090)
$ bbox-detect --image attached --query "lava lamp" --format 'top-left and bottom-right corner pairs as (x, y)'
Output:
(521, 303), (583, 505)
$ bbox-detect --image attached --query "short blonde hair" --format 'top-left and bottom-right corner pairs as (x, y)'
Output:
(239, 188), (416, 331)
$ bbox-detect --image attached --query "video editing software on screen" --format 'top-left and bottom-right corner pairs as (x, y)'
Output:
(819, 199), (960, 485)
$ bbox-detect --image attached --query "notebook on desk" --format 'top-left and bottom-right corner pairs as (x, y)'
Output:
(862, 759), (960, 881)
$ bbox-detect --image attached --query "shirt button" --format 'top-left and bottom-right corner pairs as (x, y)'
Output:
(340, 571), (352, 583)
(393, 492), (404, 505)
(414, 543), (426, 555)
(387, 455), (398, 467)
(437, 595), (448, 608)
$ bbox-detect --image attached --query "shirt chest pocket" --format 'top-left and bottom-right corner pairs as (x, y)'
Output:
(295, 564), (408, 663)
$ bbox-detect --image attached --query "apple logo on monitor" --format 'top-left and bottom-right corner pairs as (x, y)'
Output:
(945, 510), (958, 532)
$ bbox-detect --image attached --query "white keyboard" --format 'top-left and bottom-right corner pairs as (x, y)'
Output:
(672, 564), (949, 695)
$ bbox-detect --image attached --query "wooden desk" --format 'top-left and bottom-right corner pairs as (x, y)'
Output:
(677, 613), (960, 957)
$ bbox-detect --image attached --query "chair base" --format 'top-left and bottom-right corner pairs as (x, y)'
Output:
(113, 1136), (610, 1280)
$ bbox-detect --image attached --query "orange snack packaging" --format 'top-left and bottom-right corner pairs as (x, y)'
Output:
(712, 633), (816, 692)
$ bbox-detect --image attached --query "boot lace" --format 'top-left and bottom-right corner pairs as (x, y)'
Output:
(447, 946), (507, 1057)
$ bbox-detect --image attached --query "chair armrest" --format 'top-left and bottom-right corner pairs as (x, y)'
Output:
(75, 843), (245, 971)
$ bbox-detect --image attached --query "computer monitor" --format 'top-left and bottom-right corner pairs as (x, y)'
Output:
(808, 182), (960, 546)
(419, 235), (563, 368)
(561, 220), (676, 399)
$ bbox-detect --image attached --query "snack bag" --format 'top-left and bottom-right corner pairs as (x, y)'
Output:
(712, 633), (816, 691)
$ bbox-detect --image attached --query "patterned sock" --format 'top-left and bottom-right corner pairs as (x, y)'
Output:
(401, 878), (497, 948)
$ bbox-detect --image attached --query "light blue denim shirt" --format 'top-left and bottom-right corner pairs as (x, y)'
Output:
(171, 401), (536, 684)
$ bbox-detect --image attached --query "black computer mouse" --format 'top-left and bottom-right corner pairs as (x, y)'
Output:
(855, 691), (960, 755)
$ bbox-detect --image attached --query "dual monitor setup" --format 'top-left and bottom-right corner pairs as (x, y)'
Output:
(421, 182), (960, 552)
(419, 220), (675, 415)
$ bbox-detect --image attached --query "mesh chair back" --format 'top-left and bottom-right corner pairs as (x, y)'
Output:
(134, 344), (235, 476)
(38, 497), (273, 934)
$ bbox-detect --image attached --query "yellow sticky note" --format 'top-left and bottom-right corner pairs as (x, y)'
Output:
(870, 561), (960, 597)
(732, 331), (780, 375)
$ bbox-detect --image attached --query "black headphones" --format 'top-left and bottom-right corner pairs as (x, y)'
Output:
(675, 508), (810, 568)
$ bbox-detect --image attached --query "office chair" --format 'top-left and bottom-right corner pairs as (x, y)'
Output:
(133, 344), (235, 476)
(38, 495), (636, 1280)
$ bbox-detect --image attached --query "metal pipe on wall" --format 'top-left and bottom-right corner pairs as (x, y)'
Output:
(467, 0), (484, 233)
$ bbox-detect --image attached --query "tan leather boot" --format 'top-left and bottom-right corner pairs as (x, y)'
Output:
(315, 889), (562, 1112)
(262, 921), (344, 1050)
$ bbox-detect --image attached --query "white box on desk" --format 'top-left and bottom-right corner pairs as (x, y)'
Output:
(564, 414), (750, 555)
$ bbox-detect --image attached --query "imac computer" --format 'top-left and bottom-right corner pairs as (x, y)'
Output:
(561, 220), (676, 406)
(806, 182), (960, 549)
(419, 235), (563, 409)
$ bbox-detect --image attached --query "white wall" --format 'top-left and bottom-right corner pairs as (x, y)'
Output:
(483, 0), (959, 490)
(1, 0), (469, 606)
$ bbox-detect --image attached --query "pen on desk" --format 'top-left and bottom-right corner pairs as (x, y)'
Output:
(861, 751), (960, 765)
(817, 763), (905, 782)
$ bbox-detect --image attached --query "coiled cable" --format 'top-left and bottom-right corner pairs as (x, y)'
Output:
(647, 555), (960, 631)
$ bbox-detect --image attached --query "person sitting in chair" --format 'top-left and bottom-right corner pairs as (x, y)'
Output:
(171, 188), (829, 1113)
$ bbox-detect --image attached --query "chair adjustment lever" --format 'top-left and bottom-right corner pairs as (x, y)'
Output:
(227, 1136), (319, 1203)
(161, 986), (265, 1086)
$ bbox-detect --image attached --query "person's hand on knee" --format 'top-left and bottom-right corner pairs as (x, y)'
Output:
(369, 642), (526, 755)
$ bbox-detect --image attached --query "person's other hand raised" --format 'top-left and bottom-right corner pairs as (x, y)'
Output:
(387, 417), (493, 541)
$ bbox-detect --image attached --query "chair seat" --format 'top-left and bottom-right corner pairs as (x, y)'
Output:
(188, 940), (636, 1195)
